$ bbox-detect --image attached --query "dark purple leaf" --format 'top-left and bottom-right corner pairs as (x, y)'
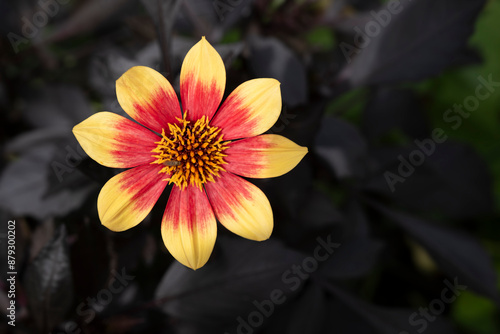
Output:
(43, 0), (131, 44)
(175, 0), (255, 41)
(326, 284), (457, 334)
(315, 116), (368, 179)
(374, 203), (500, 303)
(362, 88), (429, 140)
(211, 0), (255, 34)
(248, 35), (308, 107)
(22, 85), (94, 129)
(155, 237), (304, 327)
(320, 237), (384, 280)
(365, 142), (494, 218)
(70, 222), (111, 299)
(298, 189), (343, 229)
(448, 47), (483, 68)
(339, 0), (486, 86)
(89, 47), (140, 106)
(347, 0), (382, 11)
(24, 225), (74, 332)
(286, 283), (326, 334)
(0, 138), (96, 219)
(5, 128), (69, 154)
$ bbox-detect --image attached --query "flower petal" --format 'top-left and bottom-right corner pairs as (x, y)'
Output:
(210, 78), (281, 140)
(225, 134), (308, 178)
(161, 185), (217, 270)
(116, 66), (181, 134)
(180, 37), (225, 122)
(98, 164), (168, 232)
(205, 172), (273, 241)
(73, 112), (160, 168)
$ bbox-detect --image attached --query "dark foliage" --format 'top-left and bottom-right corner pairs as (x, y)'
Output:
(1, 0), (499, 333)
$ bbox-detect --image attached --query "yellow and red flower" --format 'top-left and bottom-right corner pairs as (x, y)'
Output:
(73, 37), (307, 269)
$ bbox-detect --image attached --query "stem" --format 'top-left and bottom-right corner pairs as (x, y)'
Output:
(157, 0), (172, 82)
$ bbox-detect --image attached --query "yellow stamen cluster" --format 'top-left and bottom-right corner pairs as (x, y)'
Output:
(151, 113), (228, 189)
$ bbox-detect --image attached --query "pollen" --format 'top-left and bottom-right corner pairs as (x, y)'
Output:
(151, 113), (228, 189)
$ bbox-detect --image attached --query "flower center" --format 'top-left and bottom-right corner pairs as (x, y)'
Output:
(151, 113), (228, 189)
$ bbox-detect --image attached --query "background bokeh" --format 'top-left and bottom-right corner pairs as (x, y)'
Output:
(1, 0), (500, 333)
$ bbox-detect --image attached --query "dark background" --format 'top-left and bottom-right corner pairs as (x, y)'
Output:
(1, 0), (500, 333)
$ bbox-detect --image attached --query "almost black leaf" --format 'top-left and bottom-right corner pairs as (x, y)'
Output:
(0, 142), (96, 219)
(315, 115), (368, 179)
(366, 142), (494, 218)
(362, 87), (429, 140)
(374, 204), (500, 303)
(24, 225), (74, 332)
(326, 284), (457, 334)
(155, 237), (304, 330)
(320, 236), (384, 280)
(248, 35), (308, 107)
(285, 283), (327, 334)
(340, 0), (486, 86)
